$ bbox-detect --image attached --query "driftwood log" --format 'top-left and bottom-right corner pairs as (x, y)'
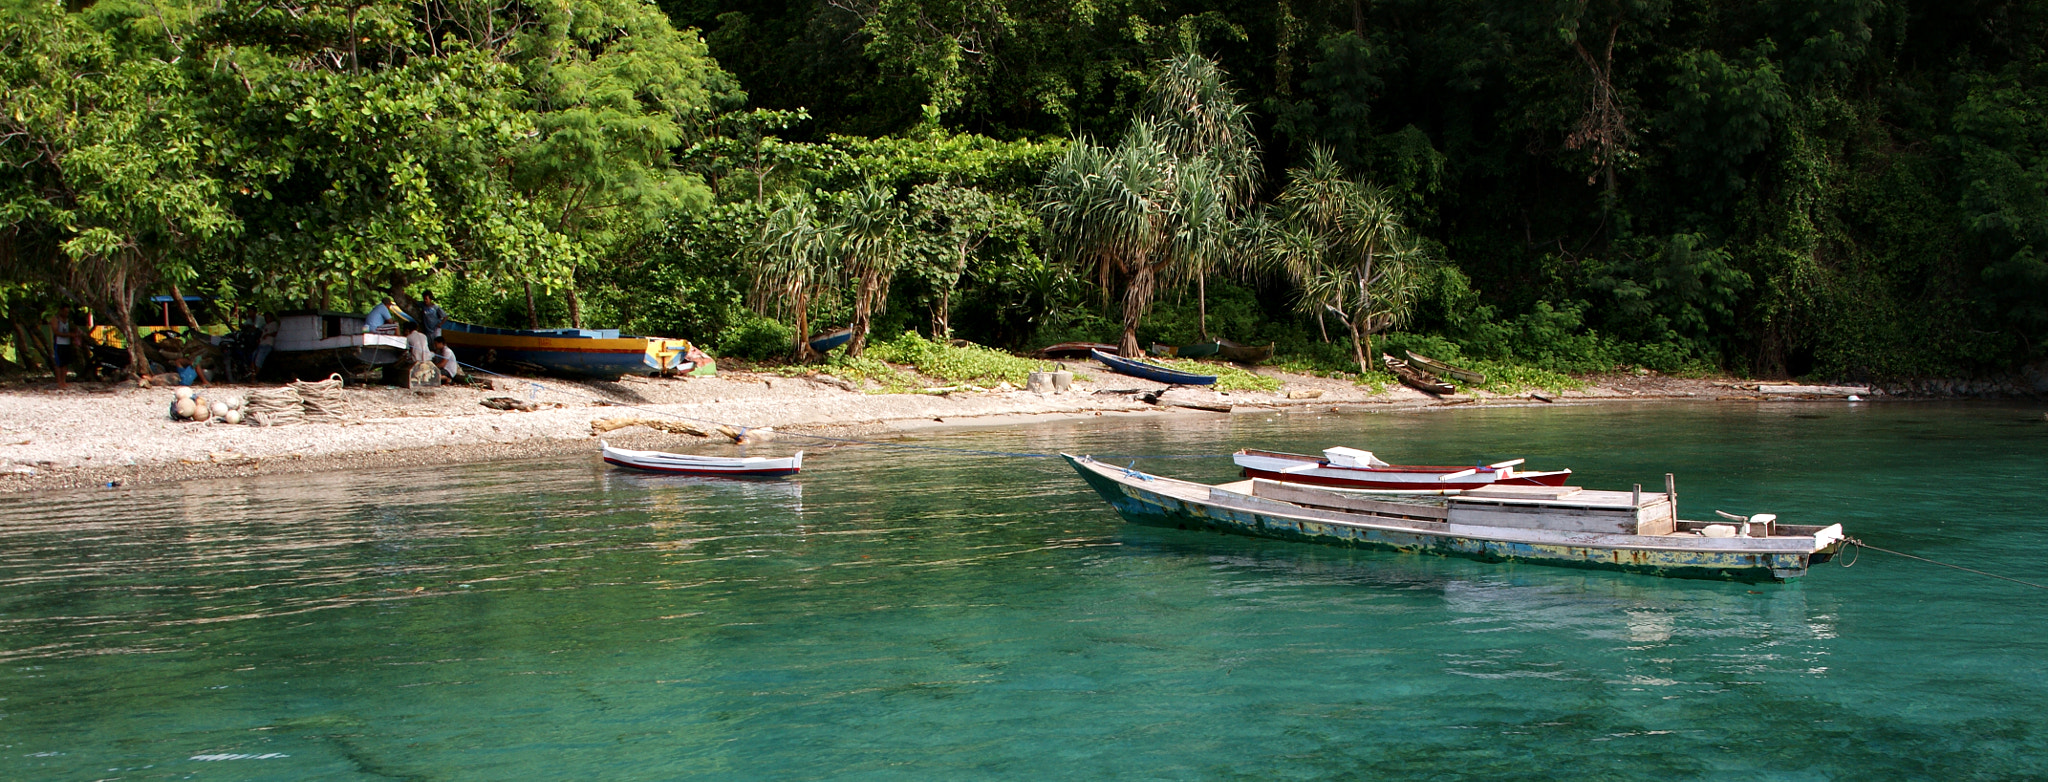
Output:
(589, 416), (771, 444)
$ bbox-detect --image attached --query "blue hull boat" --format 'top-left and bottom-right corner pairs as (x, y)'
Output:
(807, 327), (853, 354)
(1091, 348), (1217, 385)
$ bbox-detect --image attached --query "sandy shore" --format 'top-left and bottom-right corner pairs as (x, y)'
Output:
(0, 364), (1787, 495)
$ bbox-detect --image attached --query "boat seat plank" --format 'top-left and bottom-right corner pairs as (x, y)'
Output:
(1250, 479), (1451, 521)
(1460, 485), (1583, 500)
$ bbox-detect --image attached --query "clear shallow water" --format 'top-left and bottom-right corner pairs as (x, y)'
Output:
(2, 401), (2045, 780)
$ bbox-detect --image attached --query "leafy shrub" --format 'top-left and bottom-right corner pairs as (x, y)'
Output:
(716, 314), (794, 360)
(866, 331), (1066, 386)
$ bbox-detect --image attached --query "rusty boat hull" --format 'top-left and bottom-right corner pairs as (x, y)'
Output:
(1065, 455), (1844, 583)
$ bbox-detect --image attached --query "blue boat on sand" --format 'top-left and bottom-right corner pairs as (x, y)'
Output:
(440, 320), (698, 379)
(1091, 348), (1217, 385)
(807, 327), (853, 354)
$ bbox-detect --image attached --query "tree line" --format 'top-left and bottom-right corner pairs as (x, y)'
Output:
(5, 0), (2045, 381)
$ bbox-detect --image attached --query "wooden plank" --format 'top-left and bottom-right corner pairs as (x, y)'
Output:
(1460, 485), (1583, 500)
(1251, 479), (1450, 521)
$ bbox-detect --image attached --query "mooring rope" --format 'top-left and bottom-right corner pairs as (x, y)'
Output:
(456, 361), (1229, 461)
(1841, 537), (2048, 590)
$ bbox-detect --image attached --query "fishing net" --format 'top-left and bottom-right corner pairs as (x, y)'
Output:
(244, 386), (303, 427)
(291, 374), (348, 421)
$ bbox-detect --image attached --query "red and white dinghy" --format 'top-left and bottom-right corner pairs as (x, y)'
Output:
(602, 441), (803, 478)
(1233, 447), (1571, 491)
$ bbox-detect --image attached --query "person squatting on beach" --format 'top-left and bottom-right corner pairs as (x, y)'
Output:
(143, 356), (209, 387)
(431, 336), (463, 381)
(404, 323), (440, 386)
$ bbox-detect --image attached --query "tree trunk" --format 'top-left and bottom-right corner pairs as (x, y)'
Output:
(169, 282), (202, 329)
(1197, 273), (1209, 340)
(849, 269), (883, 357)
(1350, 318), (1370, 375)
(523, 282), (539, 329)
(933, 287), (951, 340)
(567, 287), (583, 329)
(790, 285), (817, 361)
(1118, 261), (1155, 357)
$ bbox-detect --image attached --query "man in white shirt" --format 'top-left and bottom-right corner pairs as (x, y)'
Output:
(431, 336), (462, 380)
(403, 324), (438, 386)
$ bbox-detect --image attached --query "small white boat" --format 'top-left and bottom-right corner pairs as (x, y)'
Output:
(601, 441), (803, 478)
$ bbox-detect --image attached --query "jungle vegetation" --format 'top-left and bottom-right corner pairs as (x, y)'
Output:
(4, 0), (2045, 381)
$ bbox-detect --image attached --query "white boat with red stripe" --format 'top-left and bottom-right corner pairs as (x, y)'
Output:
(1234, 447), (1571, 491)
(602, 441), (803, 478)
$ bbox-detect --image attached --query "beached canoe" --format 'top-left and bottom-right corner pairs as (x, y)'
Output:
(1384, 353), (1454, 395)
(1064, 454), (1846, 582)
(1033, 342), (1119, 359)
(1217, 340), (1275, 364)
(1092, 348), (1217, 385)
(1147, 341), (1223, 359)
(1234, 447), (1573, 490)
(601, 441), (804, 477)
(441, 320), (695, 379)
(1405, 350), (1484, 384)
(807, 327), (853, 354)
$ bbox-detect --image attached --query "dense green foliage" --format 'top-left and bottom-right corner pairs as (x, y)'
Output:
(5, 0), (2047, 382)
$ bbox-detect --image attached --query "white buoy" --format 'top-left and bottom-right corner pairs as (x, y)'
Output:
(175, 386), (196, 401)
(173, 399), (197, 419)
(210, 401), (229, 419)
(223, 409), (244, 425)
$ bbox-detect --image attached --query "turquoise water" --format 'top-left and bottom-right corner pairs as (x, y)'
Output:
(2, 401), (2045, 779)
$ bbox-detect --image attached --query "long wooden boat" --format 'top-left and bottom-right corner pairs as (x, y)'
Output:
(1235, 447), (1573, 490)
(1064, 454), (1846, 582)
(1217, 339), (1275, 364)
(1383, 353), (1454, 395)
(1147, 341), (1223, 359)
(441, 320), (695, 379)
(1032, 341), (1118, 359)
(1405, 350), (1484, 384)
(601, 441), (804, 477)
(266, 311), (410, 381)
(806, 327), (853, 355)
(1092, 348), (1217, 385)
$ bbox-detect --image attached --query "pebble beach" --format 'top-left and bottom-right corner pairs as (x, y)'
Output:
(0, 366), (1801, 495)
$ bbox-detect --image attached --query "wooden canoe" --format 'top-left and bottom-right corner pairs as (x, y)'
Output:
(1033, 341), (1118, 359)
(1217, 340), (1274, 364)
(1405, 350), (1484, 384)
(440, 319), (695, 379)
(1383, 353), (1454, 395)
(1063, 454), (1847, 582)
(1233, 448), (1573, 490)
(601, 441), (803, 478)
(807, 327), (853, 354)
(1092, 349), (1217, 385)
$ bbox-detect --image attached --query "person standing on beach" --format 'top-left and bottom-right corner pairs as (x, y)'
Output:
(418, 291), (446, 341)
(48, 306), (89, 389)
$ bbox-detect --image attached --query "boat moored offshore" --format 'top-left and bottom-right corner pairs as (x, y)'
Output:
(1065, 454), (1845, 582)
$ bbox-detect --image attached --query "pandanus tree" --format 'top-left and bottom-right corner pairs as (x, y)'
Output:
(1145, 54), (1259, 339)
(1266, 147), (1426, 374)
(750, 196), (837, 360)
(835, 182), (908, 357)
(1040, 122), (1222, 357)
